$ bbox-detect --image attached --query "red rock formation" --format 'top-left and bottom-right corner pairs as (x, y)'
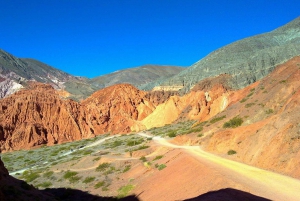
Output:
(0, 83), (155, 152)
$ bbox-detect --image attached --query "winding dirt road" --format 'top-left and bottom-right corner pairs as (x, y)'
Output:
(139, 133), (300, 201)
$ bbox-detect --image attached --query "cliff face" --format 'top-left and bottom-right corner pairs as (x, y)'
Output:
(0, 83), (155, 152)
(81, 84), (155, 134)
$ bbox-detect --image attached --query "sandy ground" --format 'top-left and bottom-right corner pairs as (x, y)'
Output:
(136, 133), (300, 201)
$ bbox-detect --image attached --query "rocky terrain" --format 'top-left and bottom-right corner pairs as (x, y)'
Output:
(158, 17), (300, 93)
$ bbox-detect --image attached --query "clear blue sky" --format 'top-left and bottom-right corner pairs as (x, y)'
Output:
(1, 0), (299, 78)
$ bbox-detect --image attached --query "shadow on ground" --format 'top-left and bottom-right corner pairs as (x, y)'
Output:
(183, 188), (271, 201)
(44, 188), (139, 201)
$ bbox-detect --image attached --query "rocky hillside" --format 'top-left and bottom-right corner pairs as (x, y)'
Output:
(0, 82), (155, 152)
(0, 49), (97, 100)
(185, 56), (300, 178)
(89, 65), (184, 90)
(159, 17), (300, 93)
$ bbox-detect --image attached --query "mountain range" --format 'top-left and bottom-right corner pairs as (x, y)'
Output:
(0, 16), (300, 201)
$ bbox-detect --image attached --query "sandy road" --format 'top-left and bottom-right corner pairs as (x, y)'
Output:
(139, 133), (300, 201)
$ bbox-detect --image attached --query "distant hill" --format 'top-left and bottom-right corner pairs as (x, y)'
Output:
(160, 17), (300, 93)
(89, 65), (185, 90)
(0, 49), (97, 100)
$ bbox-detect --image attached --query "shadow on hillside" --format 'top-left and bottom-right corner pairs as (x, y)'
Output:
(44, 188), (140, 201)
(183, 188), (271, 201)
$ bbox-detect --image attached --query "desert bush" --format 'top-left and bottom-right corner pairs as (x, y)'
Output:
(168, 131), (176, 137)
(265, 109), (274, 114)
(69, 176), (82, 183)
(93, 157), (101, 161)
(123, 165), (131, 173)
(227, 150), (237, 155)
(118, 184), (135, 198)
(157, 164), (166, 170)
(153, 155), (163, 161)
(210, 115), (226, 124)
(223, 117), (243, 128)
(139, 156), (147, 162)
(197, 133), (203, 137)
(132, 145), (149, 151)
(245, 103), (255, 108)
(63, 171), (78, 179)
(126, 138), (143, 146)
(94, 181), (105, 189)
(43, 171), (54, 178)
(96, 163), (111, 172)
(37, 182), (52, 188)
(22, 170), (40, 182)
(83, 176), (95, 184)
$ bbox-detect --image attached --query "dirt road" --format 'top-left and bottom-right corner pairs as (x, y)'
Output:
(139, 133), (300, 201)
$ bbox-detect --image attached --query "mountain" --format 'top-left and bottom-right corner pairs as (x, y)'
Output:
(0, 49), (97, 100)
(89, 65), (184, 90)
(159, 17), (300, 93)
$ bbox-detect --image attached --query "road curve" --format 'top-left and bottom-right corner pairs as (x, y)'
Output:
(139, 133), (300, 201)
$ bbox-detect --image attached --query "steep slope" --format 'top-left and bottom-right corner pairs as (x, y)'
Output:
(191, 56), (300, 178)
(89, 65), (184, 90)
(0, 49), (97, 100)
(160, 17), (300, 93)
(81, 84), (155, 133)
(0, 82), (155, 152)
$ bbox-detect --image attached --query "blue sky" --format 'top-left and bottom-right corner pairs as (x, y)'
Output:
(1, 1), (299, 78)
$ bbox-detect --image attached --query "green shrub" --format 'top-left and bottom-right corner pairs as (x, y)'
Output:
(83, 176), (95, 184)
(168, 131), (176, 137)
(118, 184), (135, 198)
(63, 171), (78, 179)
(210, 115), (226, 124)
(43, 171), (54, 178)
(123, 165), (131, 173)
(94, 181), (105, 189)
(69, 176), (82, 183)
(227, 150), (237, 155)
(245, 103), (255, 108)
(126, 139), (143, 146)
(132, 145), (149, 151)
(22, 171), (40, 182)
(153, 155), (163, 161)
(223, 117), (243, 128)
(96, 163), (110, 172)
(197, 133), (203, 137)
(37, 182), (52, 188)
(140, 156), (147, 162)
(265, 109), (274, 114)
(240, 98), (248, 103)
(93, 157), (101, 161)
(157, 164), (167, 170)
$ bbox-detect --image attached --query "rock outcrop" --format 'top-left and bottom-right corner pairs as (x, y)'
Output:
(0, 83), (155, 152)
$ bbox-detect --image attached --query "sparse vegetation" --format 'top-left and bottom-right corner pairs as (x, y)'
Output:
(227, 150), (237, 155)
(245, 103), (255, 108)
(157, 164), (167, 170)
(223, 116), (243, 128)
(22, 170), (40, 182)
(140, 156), (147, 162)
(37, 181), (52, 188)
(96, 163), (111, 172)
(153, 155), (163, 161)
(280, 80), (287, 84)
(43, 171), (54, 179)
(83, 176), (95, 184)
(197, 133), (203, 137)
(265, 109), (274, 114)
(240, 98), (248, 103)
(94, 181), (105, 189)
(63, 171), (78, 179)
(123, 165), (131, 173)
(168, 131), (176, 137)
(118, 184), (135, 198)
(210, 115), (226, 124)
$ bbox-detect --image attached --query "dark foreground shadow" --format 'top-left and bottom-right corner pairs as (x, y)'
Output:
(183, 188), (271, 201)
(44, 188), (140, 201)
